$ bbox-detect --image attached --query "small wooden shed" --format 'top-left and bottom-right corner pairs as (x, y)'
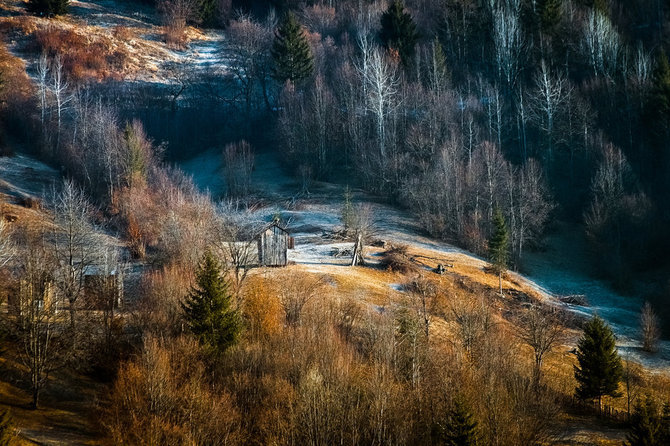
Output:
(257, 222), (291, 267)
(83, 266), (124, 310)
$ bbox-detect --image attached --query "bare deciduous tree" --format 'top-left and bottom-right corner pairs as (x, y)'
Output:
(14, 235), (68, 409)
(223, 140), (255, 197)
(358, 46), (399, 159)
(493, 1), (523, 91)
(640, 301), (660, 353)
(227, 14), (273, 115)
(517, 305), (567, 384)
(51, 55), (72, 154)
(52, 180), (106, 329)
(582, 10), (621, 80)
(528, 60), (572, 162)
(0, 220), (15, 268)
(213, 202), (261, 300)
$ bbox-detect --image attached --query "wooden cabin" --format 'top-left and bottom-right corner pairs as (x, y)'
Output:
(9, 279), (57, 316)
(257, 222), (291, 267)
(83, 266), (124, 310)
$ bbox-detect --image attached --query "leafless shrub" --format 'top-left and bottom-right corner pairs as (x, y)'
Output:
(106, 335), (242, 444)
(451, 297), (493, 354)
(300, 4), (337, 36)
(158, 0), (199, 47)
(517, 305), (568, 384)
(640, 301), (660, 353)
(279, 277), (324, 327)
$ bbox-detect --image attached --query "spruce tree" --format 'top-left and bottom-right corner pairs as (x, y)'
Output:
(379, 0), (419, 69)
(439, 395), (478, 446)
(488, 208), (509, 295)
(574, 315), (623, 411)
(271, 12), (314, 84)
(182, 251), (240, 355)
(625, 396), (663, 446)
(27, 0), (68, 16)
(0, 409), (14, 446)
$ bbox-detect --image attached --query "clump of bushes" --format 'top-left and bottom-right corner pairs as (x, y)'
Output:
(31, 26), (128, 81)
(380, 244), (417, 274)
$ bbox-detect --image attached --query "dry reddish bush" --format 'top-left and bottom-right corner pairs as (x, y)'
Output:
(112, 25), (133, 41)
(0, 16), (38, 36)
(106, 336), (242, 445)
(31, 26), (128, 82)
(135, 264), (193, 337)
(242, 277), (282, 339)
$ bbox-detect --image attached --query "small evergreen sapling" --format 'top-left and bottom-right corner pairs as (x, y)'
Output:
(182, 251), (240, 355)
(439, 395), (478, 446)
(625, 396), (669, 446)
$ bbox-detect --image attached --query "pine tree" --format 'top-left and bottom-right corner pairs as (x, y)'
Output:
(0, 409), (14, 446)
(182, 251), (240, 355)
(439, 395), (478, 446)
(488, 208), (509, 295)
(574, 315), (623, 411)
(27, 0), (68, 16)
(271, 12), (314, 84)
(379, 0), (419, 69)
(625, 396), (663, 446)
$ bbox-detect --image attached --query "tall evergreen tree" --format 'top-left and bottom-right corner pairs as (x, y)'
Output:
(625, 396), (664, 446)
(182, 251), (240, 355)
(574, 315), (623, 411)
(27, 0), (68, 16)
(379, 0), (419, 69)
(488, 207), (509, 295)
(439, 395), (478, 446)
(271, 12), (314, 84)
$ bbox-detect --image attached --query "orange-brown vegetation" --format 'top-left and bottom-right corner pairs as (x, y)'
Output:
(101, 255), (663, 445)
(31, 26), (128, 82)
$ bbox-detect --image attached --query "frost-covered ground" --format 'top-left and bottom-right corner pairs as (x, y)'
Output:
(2, 0), (230, 87)
(182, 149), (670, 371)
(0, 153), (60, 203)
(522, 226), (670, 370)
